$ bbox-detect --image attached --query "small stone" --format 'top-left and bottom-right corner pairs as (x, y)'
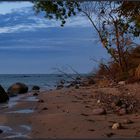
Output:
(93, 108), (106, 115)
(106, 132), (114, 137)
(121, 104), (127, 108)
(48, 128), (52, 131)
(127, 104), (134, 111)
(66, 110), (69, 113)
(115, 99), (123, 107)
(38, 99), (44, 103)
(97, 100), (101, 104)
(111, 102), (116, 108)
(88, 129), (95, 132)
(32, 86), (40, 91)
(75, 85), (79, 89)
(118, 108), (127, 115)
(33, 93), (38, 96)
(80, 113), (89, 116)
(123, 119), (133, 124)
(57, 84), (64, 90)
(112, 123), (122, 129)
(118, 81), (125, 85)
(42, 107), (48, 110)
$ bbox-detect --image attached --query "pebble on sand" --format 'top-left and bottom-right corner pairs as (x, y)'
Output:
(92, 108), (106, 115)
(118, 108), (127, 115)
(112, 123), (122, 129)
(123, 119), (133, 124)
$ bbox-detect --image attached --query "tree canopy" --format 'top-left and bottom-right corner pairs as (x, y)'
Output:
(33, 1), (140, 32)
(33, 0), (81, 26)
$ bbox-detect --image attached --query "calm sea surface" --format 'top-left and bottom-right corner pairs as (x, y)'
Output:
(0, 74), (87, 91)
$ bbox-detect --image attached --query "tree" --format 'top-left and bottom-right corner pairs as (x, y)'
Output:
(33, 0), (81, 26)
(33, 0), (140, 76)
(79, 1), (139, 73)
(117, 1), (140, 37)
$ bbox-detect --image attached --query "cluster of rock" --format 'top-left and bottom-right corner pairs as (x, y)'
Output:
(0, 83), (40, 103)
(56, 76), (95, 90)
(95, 92), (139, 115)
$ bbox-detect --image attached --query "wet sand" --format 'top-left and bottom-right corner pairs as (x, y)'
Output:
(0, 84), (140, 138)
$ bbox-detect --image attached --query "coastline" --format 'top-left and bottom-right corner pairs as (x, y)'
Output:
(0, 83), (140, 138)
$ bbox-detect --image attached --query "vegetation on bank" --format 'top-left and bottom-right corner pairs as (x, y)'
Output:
(96, 45), (140, 83)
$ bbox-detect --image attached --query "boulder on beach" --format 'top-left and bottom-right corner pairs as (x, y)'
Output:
(7, 82), (28, 96)
(0, 85), (9, 103)
(32, 85), (40, 91)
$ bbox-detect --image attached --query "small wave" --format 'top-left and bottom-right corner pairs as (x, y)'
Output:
(7, 109), (34, 114)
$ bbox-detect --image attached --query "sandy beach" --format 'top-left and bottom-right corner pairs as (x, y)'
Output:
(0, 83), (140, 138)
(0, 0), (139, 139)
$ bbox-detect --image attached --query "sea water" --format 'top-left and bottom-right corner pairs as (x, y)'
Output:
(0, 74), (87, 91)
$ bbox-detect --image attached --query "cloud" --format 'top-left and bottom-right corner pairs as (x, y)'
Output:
(0, 23), (48, 33)
(0, 2), (33, 15)
(0, 4), (92, 34)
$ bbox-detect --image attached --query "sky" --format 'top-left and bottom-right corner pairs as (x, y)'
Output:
(0, 1), (108, 74)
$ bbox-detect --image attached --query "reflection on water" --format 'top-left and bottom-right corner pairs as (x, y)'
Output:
(0, 126), (12, 133)
(0, 125), (31, 138)
(0, 95), (26, 110)
(8, 95), (24, 108)
(0, 94), (38, 110)
(23, 96), (38, 102)
(5, 134), (30, 138)
(20, 125), (31, 131)
(0, 90), (38, 138)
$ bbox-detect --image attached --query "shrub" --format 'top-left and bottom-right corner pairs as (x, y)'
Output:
(96, 46), (140, 83)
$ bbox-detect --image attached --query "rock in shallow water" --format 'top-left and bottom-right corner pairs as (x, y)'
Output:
(0, 85), (9, 103)
(32, 86), (40, 91)
(7, 83), (28, 96)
